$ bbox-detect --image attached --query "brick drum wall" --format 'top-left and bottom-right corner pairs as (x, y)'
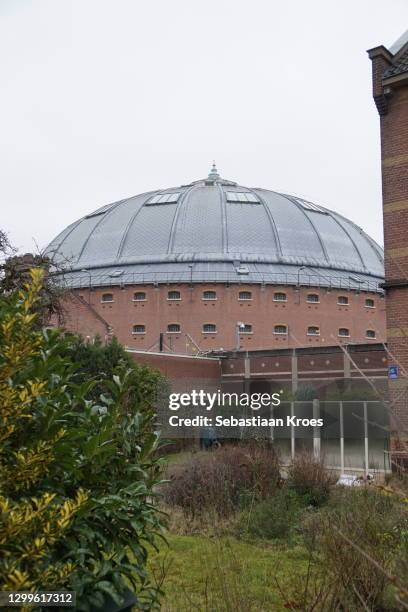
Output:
(60, 283), (386, 354)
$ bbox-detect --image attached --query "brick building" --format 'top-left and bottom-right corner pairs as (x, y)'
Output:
(128, 344), (390, 474)
(46, 164), (386, 354)
(368, 30), (408, 432)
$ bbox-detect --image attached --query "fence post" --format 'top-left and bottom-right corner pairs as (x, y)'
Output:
(291, 349), (298, 394)
(291, 402), (295, 460)
(270, 405), (274, 442)
(313, 399), (321, 460)
(340, 401), (345, 473)
(364, 401), (369, 476)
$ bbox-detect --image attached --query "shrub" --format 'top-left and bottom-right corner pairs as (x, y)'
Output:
(65, 334), (168, 405)
(286, 452), (336, 506)
(241, 489), (305, 541)
(0, 269), (166, 610)
(163, 444), (280, 518)
(0, 270), (87, 593)
(302, 487), (408, 610)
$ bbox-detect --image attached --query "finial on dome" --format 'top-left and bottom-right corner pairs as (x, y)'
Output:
(208, 161), (220, 180)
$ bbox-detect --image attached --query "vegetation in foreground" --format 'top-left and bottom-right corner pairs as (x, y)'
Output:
(159, 446), (408, 611)
(0, 257), (407, 611)
(0, 269), (167, 610)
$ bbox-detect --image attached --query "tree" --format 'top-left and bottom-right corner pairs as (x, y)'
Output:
(0, 269), (166, 610)
(64, 335), (168, 406)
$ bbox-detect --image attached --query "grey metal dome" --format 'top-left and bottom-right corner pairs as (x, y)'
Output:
(46, 167), (384, 292)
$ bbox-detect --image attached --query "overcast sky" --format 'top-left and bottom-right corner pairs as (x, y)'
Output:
(1, 0), (407, 253)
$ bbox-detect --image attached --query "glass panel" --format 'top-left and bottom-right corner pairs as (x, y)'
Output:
(343, 440), (365, 470)
(343, 402), (365, 439)
(167, 192), (180, 203)
(321, 438), (341, 467)
(227, 192), (238, 201)
(295, 197), (324, 213)
(293, 402), (314, 440)
(367, 402), (389, 440)
(273, 403), (291, 440)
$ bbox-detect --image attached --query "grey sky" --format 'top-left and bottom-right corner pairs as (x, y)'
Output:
(1, 0), (407, 253)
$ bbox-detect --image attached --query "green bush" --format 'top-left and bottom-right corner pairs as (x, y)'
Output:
(241, 489), (306, 541)
(301, 487), (408, 610)
(65, 334), (168, 405)
(0, 269), (166, 610)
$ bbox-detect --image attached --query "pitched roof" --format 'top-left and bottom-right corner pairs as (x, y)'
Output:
(383, 48), (408, 79)
(389, 30), (408, 55)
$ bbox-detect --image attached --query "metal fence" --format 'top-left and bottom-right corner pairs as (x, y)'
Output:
(55, 269), (383, 293)
(268, 400), (390, 474)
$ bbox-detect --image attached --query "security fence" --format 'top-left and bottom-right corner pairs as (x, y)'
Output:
(270, 401), (390, 474)
(156, 399), (391, 474)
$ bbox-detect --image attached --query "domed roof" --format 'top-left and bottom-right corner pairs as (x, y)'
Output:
(46, 166), (384, 292)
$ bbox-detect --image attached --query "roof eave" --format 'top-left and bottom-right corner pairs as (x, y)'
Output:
(383, 71), (408, 87)
(367, 45), (393, 62)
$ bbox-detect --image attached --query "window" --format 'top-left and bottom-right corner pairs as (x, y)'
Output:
(274, 325), (288, 335)
(167, 323), (181, 333)
(203, 323), (217, 333)
(85, 202), (117, 219)
(239, 291), (252, 301)
(146, 192), (181, 205)
(132, 324), (145, 334)
(366, 329), (376, 339)
(226, 191), (259, 203)
(337, 295), (349, 305)
(203, 290), (217, 300)
(365, 298), (375, 308)
(292, 197), (327, 214)
(101, 293), (114, 303)
(338, 328), (350, 337)
(133, 291), (146, 301)
(167, 290), (181, 301)
(307, 293), (320, 303)
(273, 292), (287, 302)
(239, 324), (253, 334)
(307, 326), (320, 336)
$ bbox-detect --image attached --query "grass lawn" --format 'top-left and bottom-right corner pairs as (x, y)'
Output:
(149, 533), (311, 611)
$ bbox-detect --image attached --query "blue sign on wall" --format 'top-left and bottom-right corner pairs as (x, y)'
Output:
(388, 365), (399, 379)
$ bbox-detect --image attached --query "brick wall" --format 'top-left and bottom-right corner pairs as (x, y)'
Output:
(369, 42), (408, 431)
(127, 350), (221, 395)
(59, 283), (386, 354)
(221, 344), (388, 399)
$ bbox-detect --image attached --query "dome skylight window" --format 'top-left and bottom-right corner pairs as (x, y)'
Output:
(85, 202), (118, 218)
(226, 192), (259, 203)
(293, 197), (326, 213)
(146, 192), (181, 205)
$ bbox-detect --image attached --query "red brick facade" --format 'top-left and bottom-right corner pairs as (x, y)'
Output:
(128, 350), (221, 395)
(60, 283), (385, 354)
(368, 36), (408, 431)
(125, 343), (388, 400)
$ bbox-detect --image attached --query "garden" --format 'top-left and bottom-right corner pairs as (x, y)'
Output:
(0, 266), (407, 611)
(155, 445), (408, 611)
